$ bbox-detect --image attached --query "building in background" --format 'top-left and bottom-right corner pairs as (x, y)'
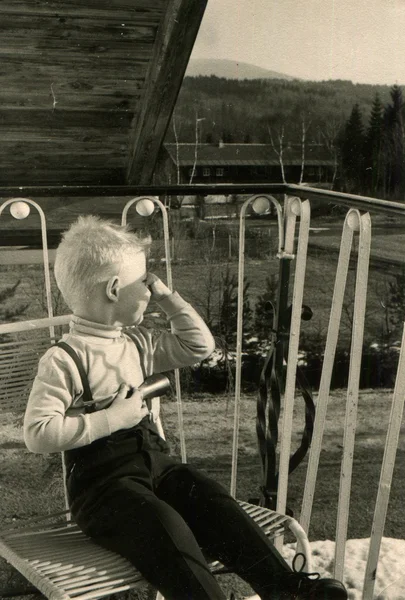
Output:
(158, 142), (336, 185)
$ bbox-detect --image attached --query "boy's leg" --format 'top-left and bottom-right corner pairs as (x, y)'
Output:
(154, 460), (347, 600)
(154, 460), (290, 598)
(73, 475), (227, 600)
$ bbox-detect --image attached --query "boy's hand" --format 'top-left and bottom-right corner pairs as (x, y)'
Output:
(146, 273), (171, 302)
(106, 384), (150, 432)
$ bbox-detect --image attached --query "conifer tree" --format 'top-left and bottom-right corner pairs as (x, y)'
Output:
(0, 280), (29, 342)
(340, 103), (365, 192)
(253, 275), (277, 344)
(364, 93), (384, 195)
(385, 267), (405, 342)
(0, 280), (29, 323)
(382, 85), (404, 197)
(216, 266), (252, 348)
(204, 265), (252, 391)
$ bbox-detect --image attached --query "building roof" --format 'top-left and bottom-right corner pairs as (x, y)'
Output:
(0, 1), (207, 187)
(164, 143), (335, 167)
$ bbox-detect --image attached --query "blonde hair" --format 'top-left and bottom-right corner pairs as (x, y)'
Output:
(54, 215), (151, 310)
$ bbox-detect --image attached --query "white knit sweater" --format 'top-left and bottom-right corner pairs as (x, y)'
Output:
(24, 292), (215, 454)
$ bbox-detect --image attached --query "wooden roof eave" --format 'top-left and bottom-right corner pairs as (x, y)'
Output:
(126, 0), (208, 185)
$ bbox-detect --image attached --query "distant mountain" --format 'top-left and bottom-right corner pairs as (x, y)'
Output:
(186, 58), (297, 81)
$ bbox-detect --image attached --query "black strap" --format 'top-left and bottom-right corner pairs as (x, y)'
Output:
(125, 330), (147, 379)
(55, 341), (95, 413)
(56, 333), (147, 414)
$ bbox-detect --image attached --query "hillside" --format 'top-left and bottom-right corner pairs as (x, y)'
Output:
(168, 76), (395, 145)
(186, 58), (296, 81)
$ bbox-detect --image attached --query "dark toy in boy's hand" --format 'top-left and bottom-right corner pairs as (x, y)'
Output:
(138, 374), (171, 400)
(125, 374), (171, 400)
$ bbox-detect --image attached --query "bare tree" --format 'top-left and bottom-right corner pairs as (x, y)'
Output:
(319, 120), (340, 189)
(172, 110), (181, 186)
(189, 114), (205, 184)
(268, 125), (286, 184)
(299, 118), (312, 184)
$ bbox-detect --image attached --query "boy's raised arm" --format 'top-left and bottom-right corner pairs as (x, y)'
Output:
(135, 276), (215, 374)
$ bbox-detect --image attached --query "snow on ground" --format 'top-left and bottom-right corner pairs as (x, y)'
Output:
(284, 538), (405, 599)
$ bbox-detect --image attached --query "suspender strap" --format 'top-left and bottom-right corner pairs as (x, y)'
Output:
(125, 331), (148, 379)
(56, 333), (147, 414)
(55, 341), (95, 412)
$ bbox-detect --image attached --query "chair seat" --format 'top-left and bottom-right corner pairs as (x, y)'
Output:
(0, 502), (297, 600)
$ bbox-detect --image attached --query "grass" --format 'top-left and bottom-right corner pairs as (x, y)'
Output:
(1, 389), (404, 598)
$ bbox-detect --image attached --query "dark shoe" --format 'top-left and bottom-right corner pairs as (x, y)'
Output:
(287, 576), (348, 599)
(283, 553), (348, 600)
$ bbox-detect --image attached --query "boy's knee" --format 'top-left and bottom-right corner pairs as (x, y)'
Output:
(161, 464), (229, 500)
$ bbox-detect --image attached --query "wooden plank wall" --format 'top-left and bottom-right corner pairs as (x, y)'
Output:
(0, 0), (167, 185)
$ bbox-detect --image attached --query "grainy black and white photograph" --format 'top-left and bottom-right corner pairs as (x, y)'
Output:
(0, 1), (404, 599)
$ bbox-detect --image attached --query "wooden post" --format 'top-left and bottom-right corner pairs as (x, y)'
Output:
(126, 0), (208, 184)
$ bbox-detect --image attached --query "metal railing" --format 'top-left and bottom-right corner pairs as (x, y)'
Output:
(1, 183), (405, 599)
(0, 181), (404, 214)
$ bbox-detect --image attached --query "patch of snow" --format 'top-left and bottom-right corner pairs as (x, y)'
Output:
(283, 538), (405, 600)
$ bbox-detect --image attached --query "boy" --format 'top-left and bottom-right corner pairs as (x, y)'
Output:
(24, 216), (347, 600)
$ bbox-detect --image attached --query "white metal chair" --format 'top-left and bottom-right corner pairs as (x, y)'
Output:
(0, 195), (311, 598)
(0, 313), (312, 600)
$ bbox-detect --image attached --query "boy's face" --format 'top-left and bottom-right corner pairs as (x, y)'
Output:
(114, 251), (151, 326)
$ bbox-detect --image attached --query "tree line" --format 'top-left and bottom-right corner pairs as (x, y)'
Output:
(170, 76), (391, 146)
(169, 76), (405, 200)
(340, 85), (405, 198)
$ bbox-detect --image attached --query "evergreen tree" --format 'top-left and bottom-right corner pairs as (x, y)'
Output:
(216, 266), (252, 349)
(386, 267), (405, 342)
(0, 280), (29, 342)
(0, 280), (29, 324)
(253, 275), (277, 344)
(340, 103), (365, 192)
(222, 130), (234, 143)
(202, 264), (252, 392)
(364, 93), (384, 195)
(382, 85), (404, 197)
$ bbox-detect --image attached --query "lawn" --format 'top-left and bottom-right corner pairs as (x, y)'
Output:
(1, 389), (404, 598)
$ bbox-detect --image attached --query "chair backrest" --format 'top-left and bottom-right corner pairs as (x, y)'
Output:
(0, 315), (72, 414)
(0, 314), (167, 438)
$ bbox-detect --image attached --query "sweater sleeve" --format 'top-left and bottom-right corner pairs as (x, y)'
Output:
(24, 347), (111, 454)
(133, 291), (215, 374)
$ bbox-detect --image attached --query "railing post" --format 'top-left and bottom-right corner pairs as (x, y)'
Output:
(121, 196), (186, 463)
(334, 212), (371, 581)
(0, 198), (54, 339)
(231, 195), (283, 498)
(362, 324), (405, 599)
(274, 197), (311, 550)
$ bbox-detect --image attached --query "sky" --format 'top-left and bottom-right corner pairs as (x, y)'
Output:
(191, 0), (405, 85)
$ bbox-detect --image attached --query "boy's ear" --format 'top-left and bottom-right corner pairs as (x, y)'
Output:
(106, 276), (120, 302)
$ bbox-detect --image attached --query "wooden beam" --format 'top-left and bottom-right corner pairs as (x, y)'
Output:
(0, 183), (289, 197)
(0, 1), (166, 21)
(126, 0), (208, 184)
